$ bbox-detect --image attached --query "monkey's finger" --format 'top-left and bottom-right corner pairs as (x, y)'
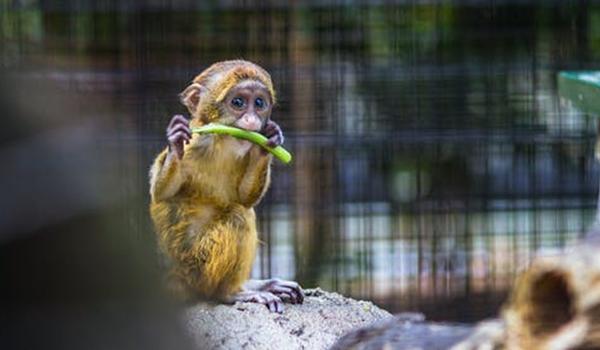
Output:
(287, 288), (301, 304)
(267, 135), (281, 147)
(270, 298), (284, 313)
(169, 135), (190, 147)
(270, 286), (298, 304)
(167, 123), (192, 138)
(282, 295), (296, 305)
(267, 125), (284, 144)
(167, 114), (189, 129)
(266, 122), (282, 137)
(277, 281), (304, 303)
(245, 293), (265, 305)
(274, 283), (301, 304)
(282, 292), (298, 305)
(168, 131), (191, 142)
(264, 297), (276, 312)
(295, 288), (304, 304)
(267, 134), (283, 148)
(270, 301), (278, 313)
(277, 280), (301, 290)
(172, 118), (190, 129)
(264, 294), (283, 313)
(168, 132), (190, 146)
(275, 299), (284, 313)
(263, 122), (276, 136)
(253, 295), (267, 305)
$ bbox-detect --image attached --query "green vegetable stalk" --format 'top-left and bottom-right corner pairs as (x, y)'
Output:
(191, 123), (292, 164)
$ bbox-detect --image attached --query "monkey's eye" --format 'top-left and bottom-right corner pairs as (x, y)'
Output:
(231, 97), (245, 109)
(255, 97), (266, 109)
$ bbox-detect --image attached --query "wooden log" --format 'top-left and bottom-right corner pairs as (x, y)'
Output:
(502, 244), (600, 349)
(455, 242), (600, 350)
(331, 241), (600, 349)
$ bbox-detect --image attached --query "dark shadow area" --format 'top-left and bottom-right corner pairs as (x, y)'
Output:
(528, 271), (575, 336)
(0, 73), (193, 349)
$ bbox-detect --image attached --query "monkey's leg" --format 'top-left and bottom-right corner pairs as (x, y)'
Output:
(243, 279), (304, 305)
(170, 205), (259, 300)
(192, 235), (288, 312)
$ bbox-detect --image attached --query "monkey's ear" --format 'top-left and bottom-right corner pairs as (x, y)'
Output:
(179, 83), (206, 113)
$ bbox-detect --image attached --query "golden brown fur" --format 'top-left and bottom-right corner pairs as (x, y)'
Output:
(149, 60), (273, 301)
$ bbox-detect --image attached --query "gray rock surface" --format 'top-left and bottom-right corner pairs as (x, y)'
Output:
(330, 314), (475, 350)
(184, 288), (392, 350)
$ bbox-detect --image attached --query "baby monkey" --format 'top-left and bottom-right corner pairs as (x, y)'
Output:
(149, 60), (303, 312)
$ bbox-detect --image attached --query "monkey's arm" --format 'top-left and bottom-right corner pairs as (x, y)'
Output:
(237, 120), (284, 207)
(238, 147), (272, 207)
(149, 148), (186, 202)
(150, 114), (192, 202)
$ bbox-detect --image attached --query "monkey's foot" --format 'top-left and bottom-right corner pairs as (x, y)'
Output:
(233, 290), (283, 313)
(244, 278), (305, 305)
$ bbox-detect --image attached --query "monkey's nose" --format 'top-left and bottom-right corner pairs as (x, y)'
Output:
(242, 117), (261, 131)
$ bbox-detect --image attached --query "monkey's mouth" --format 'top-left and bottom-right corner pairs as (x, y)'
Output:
(233, 119), (261, 132)
(238, 125), (261, 132)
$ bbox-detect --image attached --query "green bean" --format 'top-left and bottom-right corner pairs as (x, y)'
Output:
(191, 124), (292, 164)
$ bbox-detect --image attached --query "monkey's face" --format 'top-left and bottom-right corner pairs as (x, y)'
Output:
(222, 80), (272, 132)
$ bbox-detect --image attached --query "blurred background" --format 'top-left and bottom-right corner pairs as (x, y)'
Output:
(1, 0), (599, 327)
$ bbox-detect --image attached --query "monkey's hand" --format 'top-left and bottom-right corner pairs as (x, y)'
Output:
(166, 114), (191, 159)
(233, 290), (284, 313)
(261, 120), (285, 147)
(244, 278), (304, 305)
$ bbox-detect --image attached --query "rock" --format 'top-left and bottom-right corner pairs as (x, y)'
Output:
(330, 313), (475, 350)
(184, 288), (392, 350)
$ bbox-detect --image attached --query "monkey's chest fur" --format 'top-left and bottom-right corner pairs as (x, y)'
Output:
(150, 143), (261, 300)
